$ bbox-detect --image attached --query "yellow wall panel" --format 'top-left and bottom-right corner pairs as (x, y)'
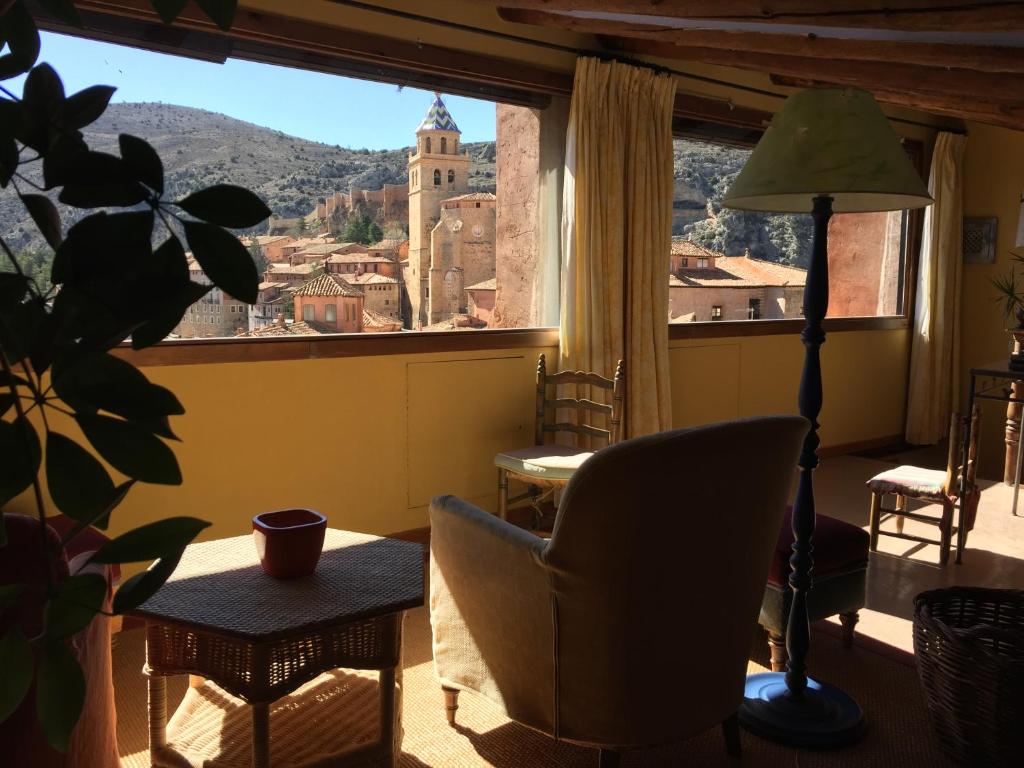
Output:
(406, 355), (533, 510)
(670, 344), (741, 427)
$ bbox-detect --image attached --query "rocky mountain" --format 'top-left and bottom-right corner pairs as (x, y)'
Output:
(0, 101), (808, 270)
(0, 102), (497, 251)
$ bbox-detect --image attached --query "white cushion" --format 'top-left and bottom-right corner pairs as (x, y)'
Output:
(495, 445), (593, 482)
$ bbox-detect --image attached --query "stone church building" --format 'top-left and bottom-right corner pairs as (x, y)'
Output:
(405, 94), (495, 328)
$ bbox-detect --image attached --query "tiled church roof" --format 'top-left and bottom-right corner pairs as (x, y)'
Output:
(418, 93), (460, 132)
(294, 273), (363, 298)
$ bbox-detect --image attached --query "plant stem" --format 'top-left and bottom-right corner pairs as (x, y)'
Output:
(0, 328), (54, 595)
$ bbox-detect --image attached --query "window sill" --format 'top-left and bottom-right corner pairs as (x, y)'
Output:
(113, 327), (561, 367)
(669, 315), (909, 340)
(113, 317), (907, 368)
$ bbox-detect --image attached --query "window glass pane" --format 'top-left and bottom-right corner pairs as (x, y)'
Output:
(2, 33), (553, 342)
(669, 138), (910, 324)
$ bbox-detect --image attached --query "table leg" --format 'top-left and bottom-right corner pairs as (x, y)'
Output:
(1014, 404), (1024, 517)
(252, 702), (270, 768)
(380, 666), (396, 758)
(956, 376), (977, 565)
(148, 673), (167, 759)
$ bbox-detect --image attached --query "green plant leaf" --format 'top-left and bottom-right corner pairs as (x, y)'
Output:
(0, 628), (32, 725)
(129, 281), (210, 349)
(177, 184), (271, 229)
(0, 271), (28, 308)
(0, 135), (17, 187)
(0, 583), (22, 609)
(62, 84), (114, 129)
(20, 193), (62, 249)
(111, 550), (182, 614)
(54, 352), (184, 425)
(75, 413), (181, 485)
(22, 62), (64, 115)
(194, 0), (238, 31)
(119, 134), (163, 194)
(36, 0), (83, 28)
(0, 2), (41, 79)
(45, 573), (107, 639)
(57, 152), (147, 208)
(45, 431), (116, 522)
(0, 392), (14, 416)
(92, 516), (209, 564)
(183, 220), (259, 303)
(0, 416), (41, 506)
(150, 0), (189, 24)
(36, 640), (85, 752)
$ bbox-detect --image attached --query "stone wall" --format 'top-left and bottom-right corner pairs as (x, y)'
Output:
(493, 104), (540, 328)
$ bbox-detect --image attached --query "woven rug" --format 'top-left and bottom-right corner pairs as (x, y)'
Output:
(114, 603), (951, 768)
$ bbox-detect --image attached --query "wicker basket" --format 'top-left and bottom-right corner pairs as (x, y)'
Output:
(913, 588), (1024, 767)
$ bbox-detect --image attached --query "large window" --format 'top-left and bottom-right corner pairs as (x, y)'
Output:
(669, 138), (915, 325)
(1, 32), (552, 343)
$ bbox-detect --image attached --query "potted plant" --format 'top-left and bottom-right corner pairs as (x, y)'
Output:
(0, 0), (265, 753)
(992, 256), (1024, 371)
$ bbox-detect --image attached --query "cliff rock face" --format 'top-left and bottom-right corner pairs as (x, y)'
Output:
(494, 104), (541, 329)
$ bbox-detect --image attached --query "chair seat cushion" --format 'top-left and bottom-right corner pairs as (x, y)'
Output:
(768, 507), (870, 587)
(494, 445), (594, 481)
(866, 465), (949, 502)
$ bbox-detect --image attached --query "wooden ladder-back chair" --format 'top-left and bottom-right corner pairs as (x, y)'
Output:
(495, 354), (624, 525)
(867, 405), (982, 566)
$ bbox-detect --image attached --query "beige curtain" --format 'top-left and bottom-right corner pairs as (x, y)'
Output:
(559, 57), (676, 438)
(906, 132), (967, 444)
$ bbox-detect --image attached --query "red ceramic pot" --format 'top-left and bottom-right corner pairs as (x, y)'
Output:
(252, 509), (327, 579)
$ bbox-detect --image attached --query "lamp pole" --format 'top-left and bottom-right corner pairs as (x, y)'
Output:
(739, 194), (865, 747)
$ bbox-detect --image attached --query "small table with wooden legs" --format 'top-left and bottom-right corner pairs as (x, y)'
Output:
(130, 529), (424, 768)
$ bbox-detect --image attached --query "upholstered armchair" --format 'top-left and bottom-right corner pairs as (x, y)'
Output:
(430, 416), (808, 766)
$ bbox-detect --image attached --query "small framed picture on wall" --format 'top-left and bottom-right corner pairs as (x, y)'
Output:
(963, 217), (998, 264)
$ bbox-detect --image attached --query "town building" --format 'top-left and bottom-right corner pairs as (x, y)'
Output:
(175, 257), (249, 338)
(406, 94), (471, 328)
(292, 273), (365, 333)
(326, 252), (399, 279)
(264, 262), (322, 287)
(667, 240), (807, 323)
(247, 235), (296, 263)
(340, 272), (401, 320)
(427, 192), (496, 325)
(249, 281), (291, 331)
(288, 242), (367, 266)
(465, 278), (496, 325)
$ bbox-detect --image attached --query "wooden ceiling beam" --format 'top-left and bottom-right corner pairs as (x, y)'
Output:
(494, 1), (1024, 31)
(498, 8), (1024, 73)
(605, 35), (1024, 104)
(769, 74), (1024, 130)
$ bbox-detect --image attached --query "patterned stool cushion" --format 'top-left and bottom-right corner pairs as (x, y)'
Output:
(768, 507), (870, 587)
(866, 465), (949, 502)
(494, 445), (593, 482)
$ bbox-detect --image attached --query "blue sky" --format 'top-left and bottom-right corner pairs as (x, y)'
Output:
(12, 32), (497, 149)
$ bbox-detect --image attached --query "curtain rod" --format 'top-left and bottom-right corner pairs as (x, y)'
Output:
(326, 0), (966, 135)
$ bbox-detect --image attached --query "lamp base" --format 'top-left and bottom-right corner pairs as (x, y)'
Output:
(739, 673), (865, 749)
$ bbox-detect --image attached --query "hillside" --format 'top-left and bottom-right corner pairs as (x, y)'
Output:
(0, 102), (496, 250)
(0, 102), (808, 270)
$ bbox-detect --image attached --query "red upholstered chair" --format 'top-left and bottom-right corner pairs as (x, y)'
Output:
(0, 514), (121, 768)
(759, 508), (870, 671)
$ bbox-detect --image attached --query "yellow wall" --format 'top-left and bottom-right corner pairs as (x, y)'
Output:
(3, 325), (908, 557)
(960, 122), (1024, 477)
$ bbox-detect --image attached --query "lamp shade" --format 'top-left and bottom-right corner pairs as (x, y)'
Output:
(723, 88), (932, 214)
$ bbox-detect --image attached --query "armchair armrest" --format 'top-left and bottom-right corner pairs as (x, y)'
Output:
(429, 495), (556, 733)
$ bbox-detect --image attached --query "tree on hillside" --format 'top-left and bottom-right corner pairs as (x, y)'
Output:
(341, 213), (382, 245)
(248, 238), (267, 276)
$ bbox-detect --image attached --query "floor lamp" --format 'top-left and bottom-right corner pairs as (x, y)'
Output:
(722, 88), (933, 747)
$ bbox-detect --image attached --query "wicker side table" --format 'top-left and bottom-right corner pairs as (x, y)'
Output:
(131, 530), (424, 768)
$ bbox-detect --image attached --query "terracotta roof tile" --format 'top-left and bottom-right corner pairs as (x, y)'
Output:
(671, 255), (806, 289)
(250, 321), (326, 337)
(340, 273), (398, 285)
(294, 273), (363, 298)
(466, 278), (496, 291)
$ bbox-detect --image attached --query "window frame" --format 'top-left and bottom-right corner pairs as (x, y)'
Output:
(667, 122), (924, 341)
(46, 2), (924, 366)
